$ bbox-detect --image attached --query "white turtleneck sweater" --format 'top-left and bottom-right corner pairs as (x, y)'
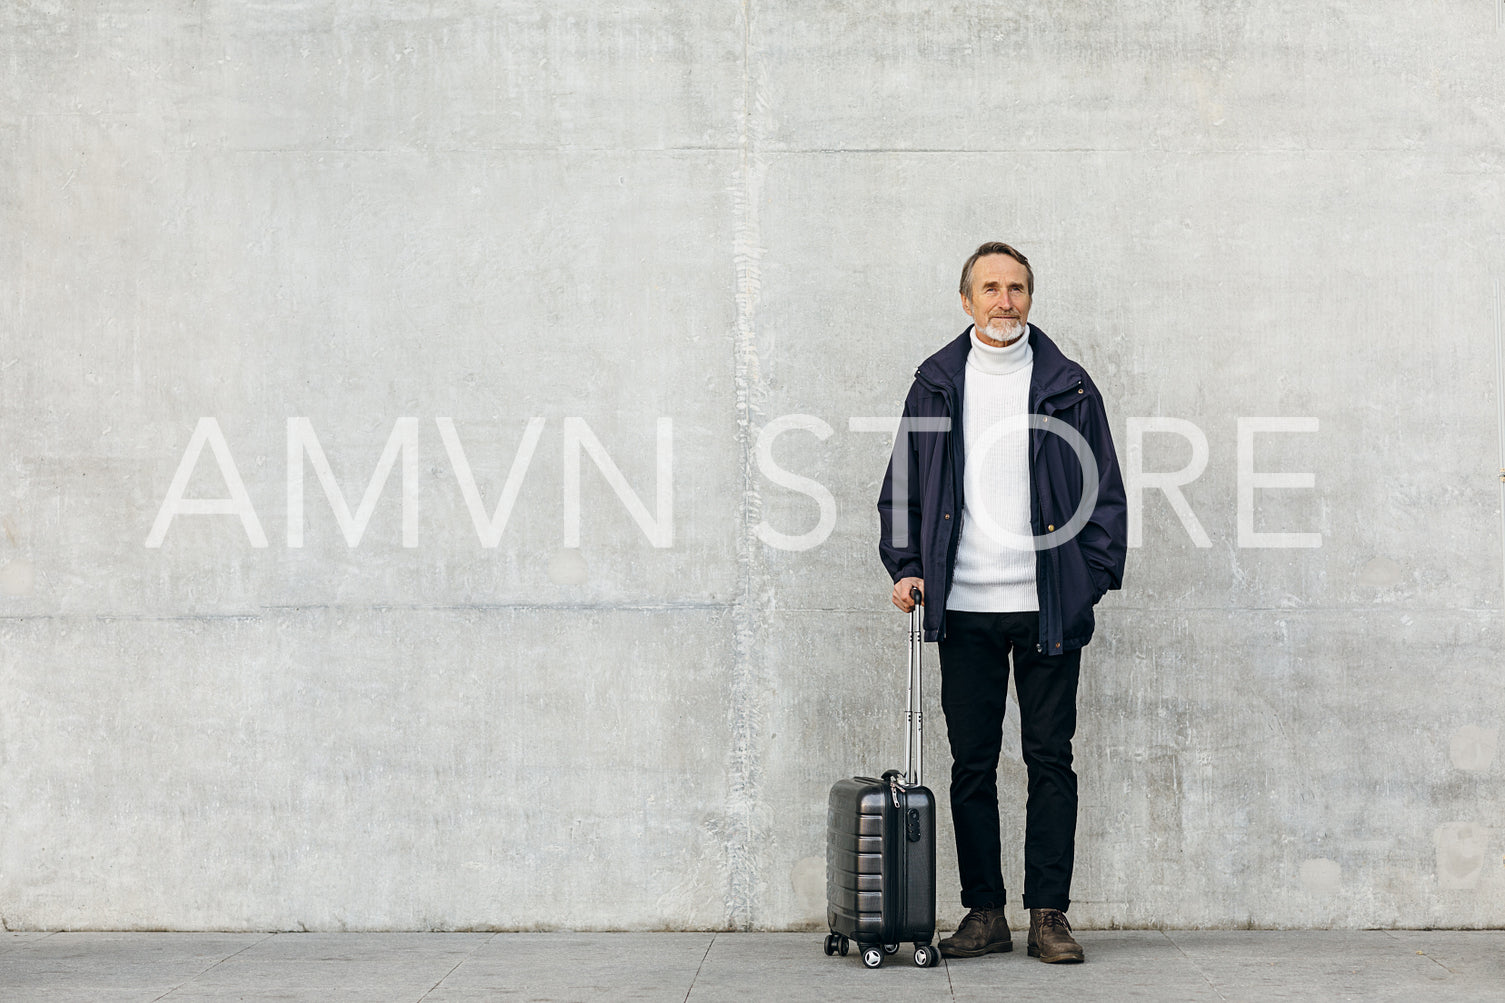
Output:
(946, 324), (1040, 613)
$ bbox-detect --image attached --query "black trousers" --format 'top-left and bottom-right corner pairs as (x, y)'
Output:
(938, 610), (1080, 912)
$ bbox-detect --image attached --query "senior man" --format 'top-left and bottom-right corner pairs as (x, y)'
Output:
(877, 242), (1127, 964)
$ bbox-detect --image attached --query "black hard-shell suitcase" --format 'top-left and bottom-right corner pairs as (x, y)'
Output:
(823, 590), (939, 969)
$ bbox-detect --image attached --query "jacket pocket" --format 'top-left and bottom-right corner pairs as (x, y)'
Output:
(1057, 539), (1100, 640)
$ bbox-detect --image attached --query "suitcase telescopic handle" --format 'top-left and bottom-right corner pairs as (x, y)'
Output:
(904, 587), (924, 787)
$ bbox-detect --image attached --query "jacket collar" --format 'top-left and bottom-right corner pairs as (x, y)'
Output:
(916, 323), (1083, 402)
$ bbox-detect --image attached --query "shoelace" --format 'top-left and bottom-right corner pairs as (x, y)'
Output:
(1039, 910), (1072, 932)
(959, 908), (990, 932)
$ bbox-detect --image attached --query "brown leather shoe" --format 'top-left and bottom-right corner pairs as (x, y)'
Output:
(938, 906), (1013, 958)
(1028, 908), (1085, 963)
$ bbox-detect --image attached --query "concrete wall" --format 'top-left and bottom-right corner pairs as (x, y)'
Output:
(1, 1), (1501, 930)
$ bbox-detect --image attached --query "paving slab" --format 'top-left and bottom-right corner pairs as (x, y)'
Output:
(163, 989), (454, 1003)
(162, 993), (421, 999)
(1165, 930), (1505, 1003)
(173, 955), (463, 998)
(945, 930), (1220, 1002)
(687, 932), (946, 1003)
(1163, 930), (1448, 1001)
(0, 933), (264, 997)
(421, 932), (712, 1002)
(1378, 929), (1505, 982)
(0, 931), (55, 955)
(230, 932), (493, 963)
(0, 991), (172, 1003)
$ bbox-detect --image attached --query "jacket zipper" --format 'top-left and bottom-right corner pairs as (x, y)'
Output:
(914, 369), (964, 642)
(1032, 378), (1082, 652)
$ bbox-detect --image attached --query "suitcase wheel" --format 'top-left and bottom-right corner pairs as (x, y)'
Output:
(822, 933), (837, 957)
(913, 944), (935, 968)
(838, 936), (849, 956)
(883, 942), (899, 955)
(861, 946), (883, 969)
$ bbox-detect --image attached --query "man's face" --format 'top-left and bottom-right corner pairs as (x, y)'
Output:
(961, 254), (1032, 347)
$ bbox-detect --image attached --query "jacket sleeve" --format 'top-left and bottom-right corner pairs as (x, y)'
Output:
(1076, 373), (1127, 600)
(877, 388), (924, 583)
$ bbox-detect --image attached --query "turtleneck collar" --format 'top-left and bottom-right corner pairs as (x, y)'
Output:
(967, 323), (1033, 376)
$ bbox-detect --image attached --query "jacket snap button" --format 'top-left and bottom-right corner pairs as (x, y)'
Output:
(944, 513), (951, 519)
(1047, 524), (1055, 531)
(1078, 388), (1084, 393)
(1055, 642), (1061, 648)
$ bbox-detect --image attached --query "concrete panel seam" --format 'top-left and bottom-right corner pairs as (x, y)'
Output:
(770, 605), (1499, 613)
(0, 603), (737, 621)
(162, 932), (276, 997)
(681, 932), (716, 1002)
(0, 603), (1497, 624)
(1496, 279), (1505, 607)
(417, 932), (498, 1001)
(1094, 606), (1502, 614)
(743, 147), (1477, 156)
(211, 146), (743, 155)
(1162, 930), (1231, 1001)
(723, 0), (774, 933)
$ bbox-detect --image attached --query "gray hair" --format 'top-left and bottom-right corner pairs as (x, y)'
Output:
(959, 242), (1034, 300)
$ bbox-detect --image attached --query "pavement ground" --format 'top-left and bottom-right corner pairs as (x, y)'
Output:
(0, 929), (1501, 1002)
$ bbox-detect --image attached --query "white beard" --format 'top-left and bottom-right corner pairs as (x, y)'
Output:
(981, 319), (1025, 346)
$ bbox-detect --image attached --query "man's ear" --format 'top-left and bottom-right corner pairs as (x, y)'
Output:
(960, 292), (974, 319)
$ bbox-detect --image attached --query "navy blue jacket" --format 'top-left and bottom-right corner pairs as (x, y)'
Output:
(878, 324), (1127, 648)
